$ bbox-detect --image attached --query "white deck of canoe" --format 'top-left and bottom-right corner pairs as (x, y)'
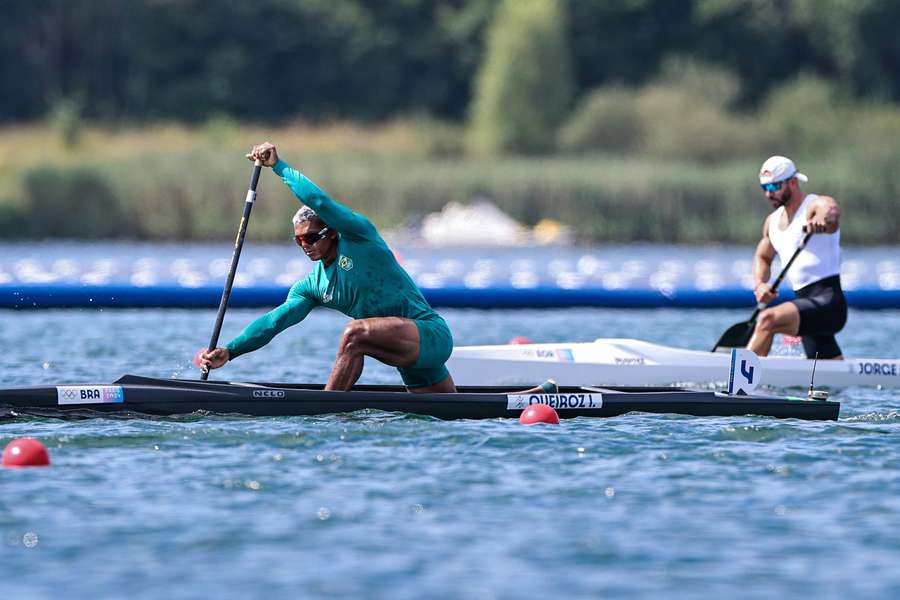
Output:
(448, 338), (900, 388)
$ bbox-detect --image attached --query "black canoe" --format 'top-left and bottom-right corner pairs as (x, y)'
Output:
(0, 375), (839, 421)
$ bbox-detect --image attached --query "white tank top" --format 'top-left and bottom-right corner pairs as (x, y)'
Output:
(767, 194), (841, 290)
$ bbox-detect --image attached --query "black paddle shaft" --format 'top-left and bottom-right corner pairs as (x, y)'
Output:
(201, 160), (263, 380)
(711, 229), (813, 352)
(746, 230), (814, 322)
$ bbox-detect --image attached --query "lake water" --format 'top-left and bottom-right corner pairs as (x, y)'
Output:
(3, 297), (900, 597)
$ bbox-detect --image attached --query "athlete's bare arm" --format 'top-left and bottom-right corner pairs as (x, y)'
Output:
(807, 195), (840, 234)
(753, 214), (778, 304)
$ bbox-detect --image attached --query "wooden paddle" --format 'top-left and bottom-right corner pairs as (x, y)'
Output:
(711, 229), (813, 353)
(200, 158), (263, 380)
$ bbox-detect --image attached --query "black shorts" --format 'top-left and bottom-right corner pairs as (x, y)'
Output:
(791, 275), (847, 359)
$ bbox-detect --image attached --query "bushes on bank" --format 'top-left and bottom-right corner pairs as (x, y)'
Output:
(22, 167), (135, 238)
(558, 60), (770, 161)
(760, 75), (846, 156)
(557, 87), (643, 154)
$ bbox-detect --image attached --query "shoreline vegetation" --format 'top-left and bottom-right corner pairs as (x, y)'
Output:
(4, 1), (900, 244)
(2, 74), (899, 244)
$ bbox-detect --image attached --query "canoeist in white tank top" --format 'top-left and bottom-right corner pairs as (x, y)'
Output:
(748, 156), (846, 359)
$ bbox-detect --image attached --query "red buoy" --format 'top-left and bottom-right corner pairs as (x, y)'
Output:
(2, 438), (51, 468)
(509, 336), (534, 345)
(519, 403), (560, 426)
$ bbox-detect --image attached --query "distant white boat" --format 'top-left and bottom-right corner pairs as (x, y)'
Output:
(449, 338), (900, 389)
(419, 199), (571, 246)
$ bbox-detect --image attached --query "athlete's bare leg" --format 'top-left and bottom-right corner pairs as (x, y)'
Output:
(517, 380), (559, 394)
(326, 317), (456, 393)
(748, 302), (801, 357)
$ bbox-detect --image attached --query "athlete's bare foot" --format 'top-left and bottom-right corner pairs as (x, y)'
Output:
(517, 379), (558, 394)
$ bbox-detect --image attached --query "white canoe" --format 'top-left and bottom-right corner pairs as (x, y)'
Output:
(448, 338), (900, 389)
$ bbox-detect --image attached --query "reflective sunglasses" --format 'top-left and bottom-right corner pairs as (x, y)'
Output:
(760, 179), (789, 193)
(294, 227), (331, 246)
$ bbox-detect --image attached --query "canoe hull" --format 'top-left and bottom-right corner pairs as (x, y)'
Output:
(0, 374), (838, 421)
(448, 338), (900, 388)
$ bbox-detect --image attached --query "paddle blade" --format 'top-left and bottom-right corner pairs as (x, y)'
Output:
(711, 320), (756, 353)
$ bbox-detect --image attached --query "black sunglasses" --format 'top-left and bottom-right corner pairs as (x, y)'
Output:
(294, 227), (331, 246)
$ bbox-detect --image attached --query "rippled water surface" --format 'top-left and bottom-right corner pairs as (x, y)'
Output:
(3, 307), (900, 599)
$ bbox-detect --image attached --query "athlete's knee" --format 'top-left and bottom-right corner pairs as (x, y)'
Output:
(339, 320), (371, 353)
(756, 309), (779, 333)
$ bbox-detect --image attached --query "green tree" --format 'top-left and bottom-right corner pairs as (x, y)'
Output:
(469, 0), (574, 155)
(793, 0), (900, 101)
(567, 0), (694, 93)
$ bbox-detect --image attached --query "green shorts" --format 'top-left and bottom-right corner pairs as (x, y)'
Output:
(397, 315), (453, 388)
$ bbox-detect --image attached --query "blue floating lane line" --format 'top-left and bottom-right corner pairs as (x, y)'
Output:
(2, 283), (900, 309)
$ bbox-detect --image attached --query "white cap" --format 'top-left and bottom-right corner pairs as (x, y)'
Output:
(759, 155), (808, 184)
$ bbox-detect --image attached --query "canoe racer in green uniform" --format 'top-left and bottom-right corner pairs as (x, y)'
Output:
(199, 142), (457, 393)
